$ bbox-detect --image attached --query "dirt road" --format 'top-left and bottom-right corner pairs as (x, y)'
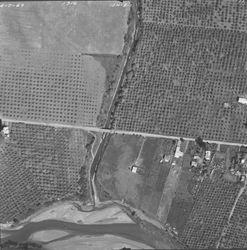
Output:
(157, 141), (189, 223)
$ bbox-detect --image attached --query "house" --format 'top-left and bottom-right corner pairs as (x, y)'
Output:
(205, 151), (211, 161)
(174, 140), (184, 158)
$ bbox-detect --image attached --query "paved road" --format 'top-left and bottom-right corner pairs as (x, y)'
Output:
(3, 117), (247, 147)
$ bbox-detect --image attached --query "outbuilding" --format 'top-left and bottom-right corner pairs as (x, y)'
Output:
(130, 165), (138, 173)
(205, 151), (211, 161)
(237, 97), (247, 105)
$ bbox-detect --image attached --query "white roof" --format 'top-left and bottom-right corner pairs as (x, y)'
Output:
(174, 143), (184, 158)
(194, 155), (201, 160)
(191, 161), (198, 167)
(238, 97), (247, 105)
(2, 127), (9, 136)
(164, 155), (171, 162)
(131, 166), (138, 173)
(205, 151), (211, 160)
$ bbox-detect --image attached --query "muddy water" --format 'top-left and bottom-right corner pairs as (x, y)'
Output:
(2, 220), (153, 248)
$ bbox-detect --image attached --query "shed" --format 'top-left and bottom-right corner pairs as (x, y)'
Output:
(237, 97), (247, 105)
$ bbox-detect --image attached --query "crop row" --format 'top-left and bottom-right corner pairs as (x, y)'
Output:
(0, 49), (103, 126)
(142, 0), (247, 32)
(112, 22), (247, 143)
(180, 172), (240, 248)
(0, 123), (88, 222)
(0, 148), (43, 222)
(220, 193), (247, 248)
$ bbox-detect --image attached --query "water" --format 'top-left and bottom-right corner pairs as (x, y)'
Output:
(2, 220), (153, 248)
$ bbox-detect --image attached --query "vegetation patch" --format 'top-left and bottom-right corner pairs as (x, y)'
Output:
(96, 135), (175, 218)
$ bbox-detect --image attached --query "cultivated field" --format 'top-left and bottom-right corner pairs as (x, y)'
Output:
(0, 122), (90, 223)
(96, 134), (175, 218)
(0, 1), (130, 54)
(111, 0), (247, 143)
(0, 149), (44, 223)
(165, 153), (195, 235)
(142, 0), (247, 32)
(180, 172), (240, 249)
(165, 140), (218, 235)
(173, 142), (247, 248)
(220, 193), (247, 249)
(0, 1), (132, 127)
(0, 50), (105, 126)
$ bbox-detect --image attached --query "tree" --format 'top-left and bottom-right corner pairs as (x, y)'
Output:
(195, 137), (206, 150)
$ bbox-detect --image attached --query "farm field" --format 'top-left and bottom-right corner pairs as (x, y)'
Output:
(96, 134), (176, 218)
(165, 140), (217, 235)
(156, 139), (188, 225)
(173, 142), (247, 248)
(219, 193), (247, 249)
(142, 0), (247, 32)
(165, 153), (195, 235)
(0, 1), (132, 127)
(0, 122), (91, 223)
(0, 51), (105, 126)
(180, 172), (240, 249)
(141, 138), (247, 248)
(111, 0), (247, 144)
(0, 1), (130, 54)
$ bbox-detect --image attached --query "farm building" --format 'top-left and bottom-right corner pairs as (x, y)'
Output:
(237, 97), (247, 105)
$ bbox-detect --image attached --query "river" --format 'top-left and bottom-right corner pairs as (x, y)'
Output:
(2, 220), (154, 248)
